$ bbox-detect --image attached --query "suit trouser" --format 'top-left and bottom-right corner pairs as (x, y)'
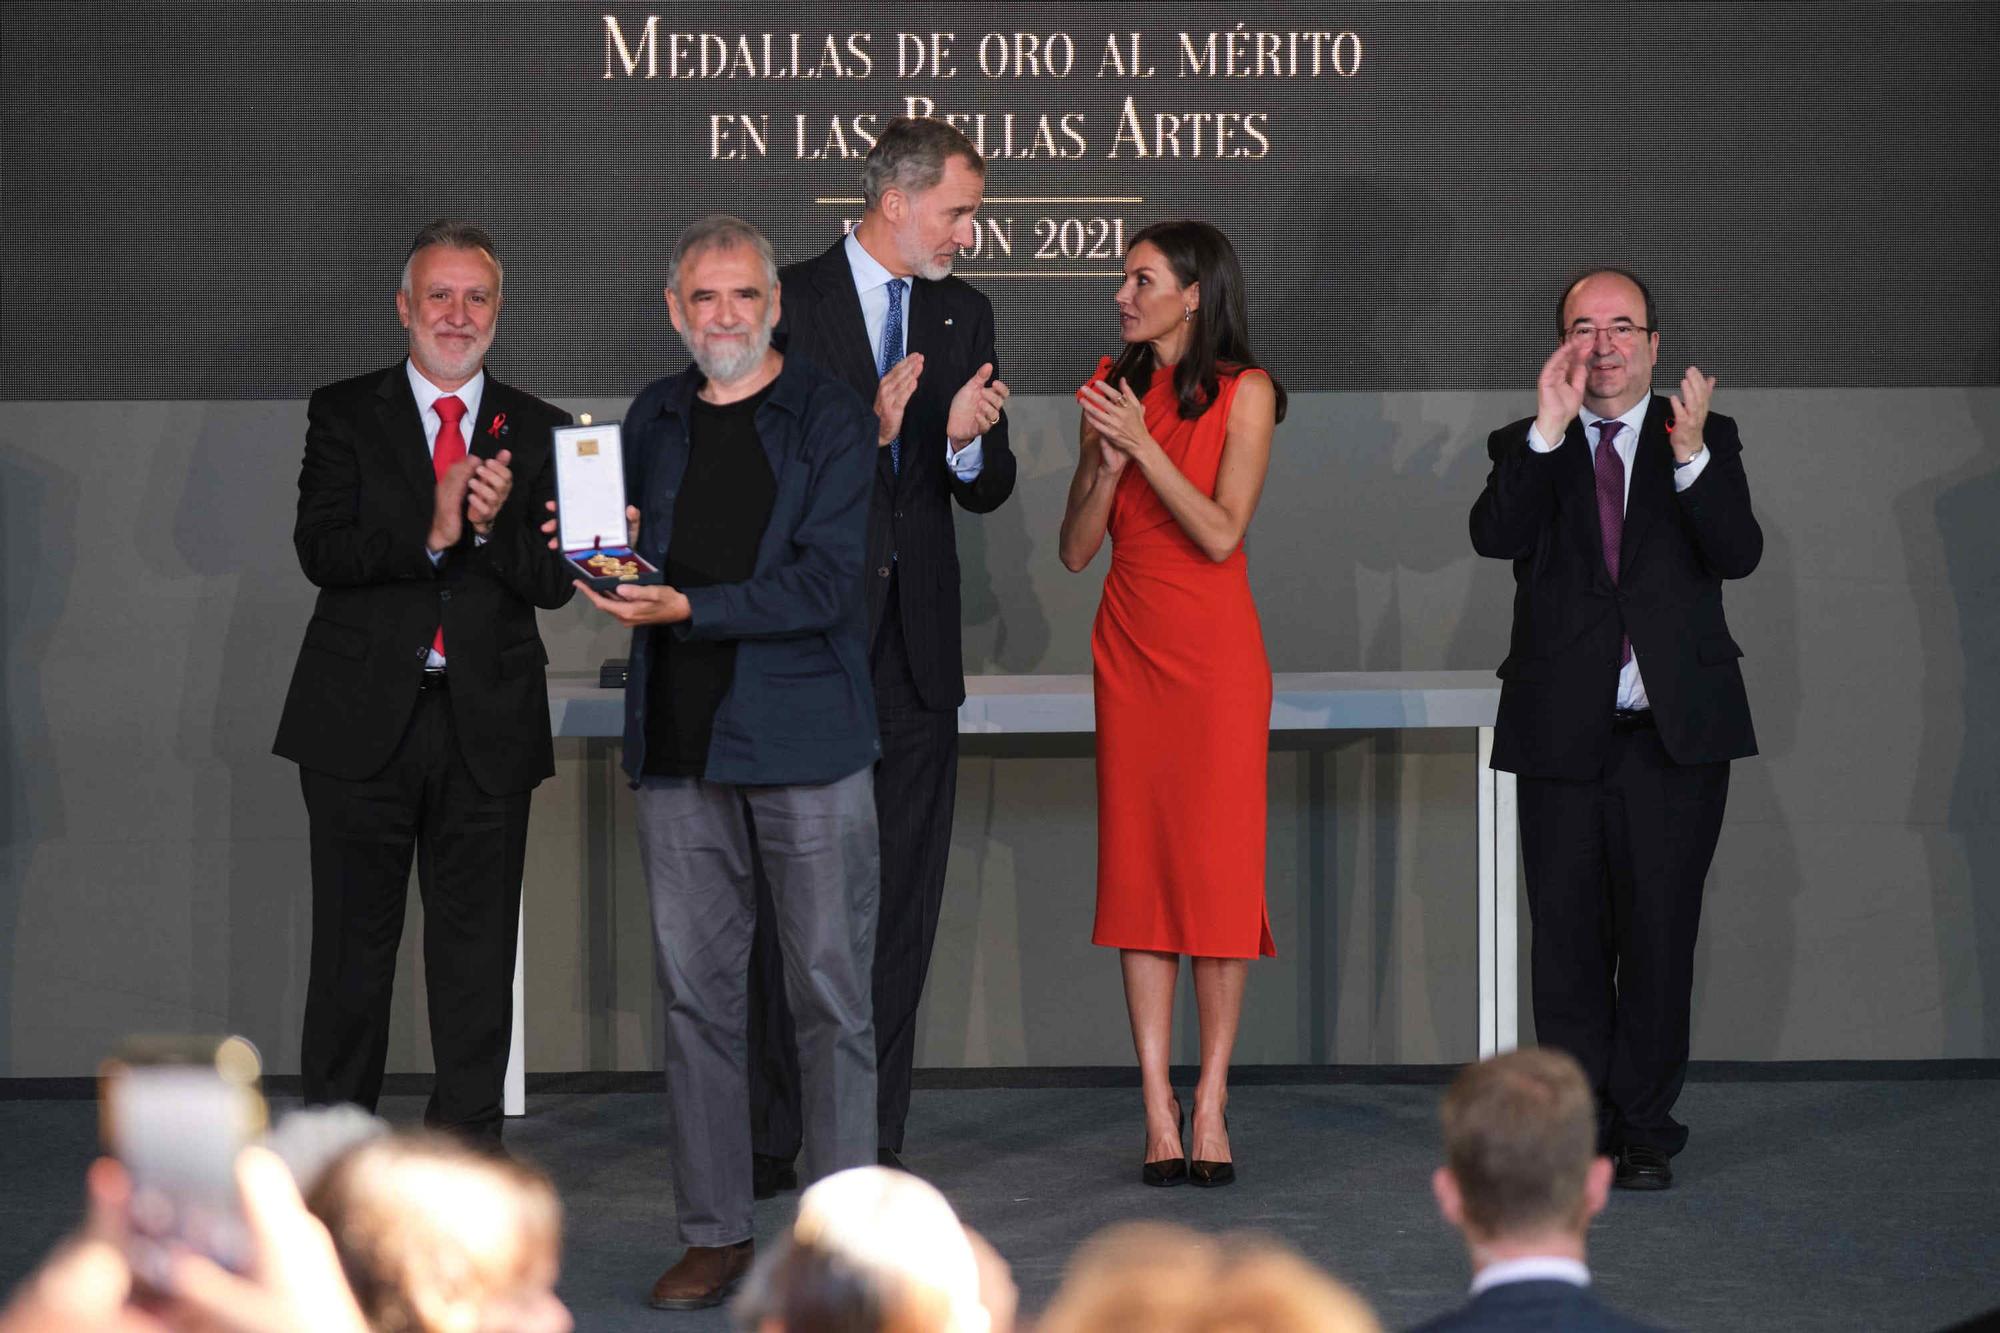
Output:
(637, 768), (878, 1247)
(750, 585), (959, 1158)
(299, 685), (529, 1141)
(1516, 725), (1730, 1156)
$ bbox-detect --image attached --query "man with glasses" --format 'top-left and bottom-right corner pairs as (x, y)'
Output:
(1469, 268), (1762, 1191)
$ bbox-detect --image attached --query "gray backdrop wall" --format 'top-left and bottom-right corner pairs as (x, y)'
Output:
(3, 384), (1996, 1076)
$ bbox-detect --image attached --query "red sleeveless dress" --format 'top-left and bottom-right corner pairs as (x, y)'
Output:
(1089, 358), (1276, 959)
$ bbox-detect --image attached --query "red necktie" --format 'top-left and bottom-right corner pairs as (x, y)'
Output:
(1592, 419), (1632, 668)
(431, 394), (467, 658)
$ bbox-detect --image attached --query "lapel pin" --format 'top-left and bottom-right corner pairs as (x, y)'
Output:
(488, 413), (508, 439)
(944, 317), (954, 327)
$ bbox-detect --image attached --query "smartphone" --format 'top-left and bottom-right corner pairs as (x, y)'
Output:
(99, 1035), (266, 1278)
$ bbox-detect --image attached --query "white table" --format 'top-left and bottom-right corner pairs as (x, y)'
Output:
(507, 671), (1518, 1115)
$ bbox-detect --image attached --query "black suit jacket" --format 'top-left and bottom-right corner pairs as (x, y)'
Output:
(1409, 1279), (1666, 1333)
(1469, 396), (1761, 779)
(273, 364), (574, 795)
(773, 238), (1017, 711)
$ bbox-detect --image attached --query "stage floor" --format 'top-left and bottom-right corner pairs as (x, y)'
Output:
(5, 1074), (1997, 1331)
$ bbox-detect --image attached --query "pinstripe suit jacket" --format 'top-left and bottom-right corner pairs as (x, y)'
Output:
(774, 238), (1017, 711)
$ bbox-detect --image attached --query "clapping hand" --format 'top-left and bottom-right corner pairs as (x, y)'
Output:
(1534, 340), (1589, 445)
(426, 457), (476, 553)
(465, 450), (513, 536)
(1667, 366), (1715, 462)
(947, 362), (1009, 445)
(1081, 416), (1128, 478)
(874, 354), (924, 447)
(1077, 378), (1154, 466)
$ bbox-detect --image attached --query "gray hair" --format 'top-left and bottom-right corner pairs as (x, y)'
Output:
(859, 116), (985, 210)
(399, 217), (503, 295)
(668, 214), (779, 294)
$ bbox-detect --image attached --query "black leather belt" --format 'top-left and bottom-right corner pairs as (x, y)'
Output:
(1612, 709), (1654, 733)
(419, 669), (450, 691)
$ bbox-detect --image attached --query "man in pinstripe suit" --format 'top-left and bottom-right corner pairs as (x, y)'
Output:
(751, 116), (1018, 1181)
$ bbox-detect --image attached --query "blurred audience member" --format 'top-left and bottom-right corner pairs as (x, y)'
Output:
(1414, 1049), (1662, 1332)
(307, 1131), (570, 1333)
(732, 1166), (999, 1333)
(1, 1148), (368, 1333)
(1035, 1222), (1378, 1333)
(264, 1105), (390, 1196)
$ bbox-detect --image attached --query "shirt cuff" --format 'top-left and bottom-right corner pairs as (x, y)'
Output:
(1527, 422), (1562, 453)
(947, 434), (984, 481)
(1672, 445), (1711, 491)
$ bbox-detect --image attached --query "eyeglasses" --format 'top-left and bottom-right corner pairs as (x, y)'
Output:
(1565, 322), (1653, 345)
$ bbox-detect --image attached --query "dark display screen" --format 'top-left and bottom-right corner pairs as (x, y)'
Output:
(4, 2), (1996, 398)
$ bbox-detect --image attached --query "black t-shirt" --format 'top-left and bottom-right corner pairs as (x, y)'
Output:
(643, 384), (778, 777)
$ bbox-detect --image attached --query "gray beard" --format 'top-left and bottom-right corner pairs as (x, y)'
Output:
(683, 324), (771, 385)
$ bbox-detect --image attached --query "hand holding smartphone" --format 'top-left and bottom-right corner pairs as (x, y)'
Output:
(98, 1035), (266, 1283)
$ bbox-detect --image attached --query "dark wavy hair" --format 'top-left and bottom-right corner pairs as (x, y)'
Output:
(1108, 220), (1286, 424)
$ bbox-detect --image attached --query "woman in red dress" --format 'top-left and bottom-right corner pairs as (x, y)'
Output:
(1058, 220), (1284, 1188)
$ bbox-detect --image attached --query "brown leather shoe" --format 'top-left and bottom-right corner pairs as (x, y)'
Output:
(648, 1241), (754, 1311)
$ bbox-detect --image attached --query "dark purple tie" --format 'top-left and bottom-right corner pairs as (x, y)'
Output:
(1593, 419), (1632, 667)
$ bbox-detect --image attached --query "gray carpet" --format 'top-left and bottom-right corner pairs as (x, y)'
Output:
(4, 1079), (1998, 1331)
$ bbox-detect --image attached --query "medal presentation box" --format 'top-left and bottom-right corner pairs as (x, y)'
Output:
(552, 421), (661, 591)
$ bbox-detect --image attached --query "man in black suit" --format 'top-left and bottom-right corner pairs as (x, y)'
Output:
(1470, 268), (1761, 1190)
(752, 116), (1017, 1179)
(1415, 1049), (1663, 1332)
(274, 218), (573, 1144)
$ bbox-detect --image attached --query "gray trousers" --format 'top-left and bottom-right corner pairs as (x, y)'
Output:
(636, 766), (878, 1246)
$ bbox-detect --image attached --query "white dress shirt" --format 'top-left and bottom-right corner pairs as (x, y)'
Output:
(1469, 1255), (1591, 1296)
(1526, 392), (1710, 712)
(406, 359), (486, 459)
(842, 231), (983, 480)
(406, 360), (486, 666)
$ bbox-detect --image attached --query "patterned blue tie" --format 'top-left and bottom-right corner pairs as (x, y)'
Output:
(878, 278), (905, 475)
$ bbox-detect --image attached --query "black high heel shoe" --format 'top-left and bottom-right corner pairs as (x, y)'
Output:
(1189, 1109), (1235, 1188)
(1142, 1096), (1187, 1187)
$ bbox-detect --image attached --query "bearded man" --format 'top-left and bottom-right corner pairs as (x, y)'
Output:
(753, 114), (1017, 1187)
(559, 214), (880, 1310)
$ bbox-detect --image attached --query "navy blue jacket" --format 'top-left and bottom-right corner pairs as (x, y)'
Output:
(1409, 1279), (1666, 1333)
(620, 354), (878, 786)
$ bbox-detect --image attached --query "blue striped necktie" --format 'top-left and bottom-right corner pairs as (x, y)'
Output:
(878, 278), (905, 474)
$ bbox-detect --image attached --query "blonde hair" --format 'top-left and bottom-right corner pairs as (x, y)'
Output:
(1035, 1223), (1379, 1333)
(306, 1132), (562, 1333)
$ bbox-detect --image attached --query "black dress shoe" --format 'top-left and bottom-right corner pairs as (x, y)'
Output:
(877, 1145), (908, 1172)
(1189, 1109), (1234, 1188)
(1142, 1096), (1186, 1187)
(1614, 1143), (1673, 1190)
(752, 1153), (799, 1201)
